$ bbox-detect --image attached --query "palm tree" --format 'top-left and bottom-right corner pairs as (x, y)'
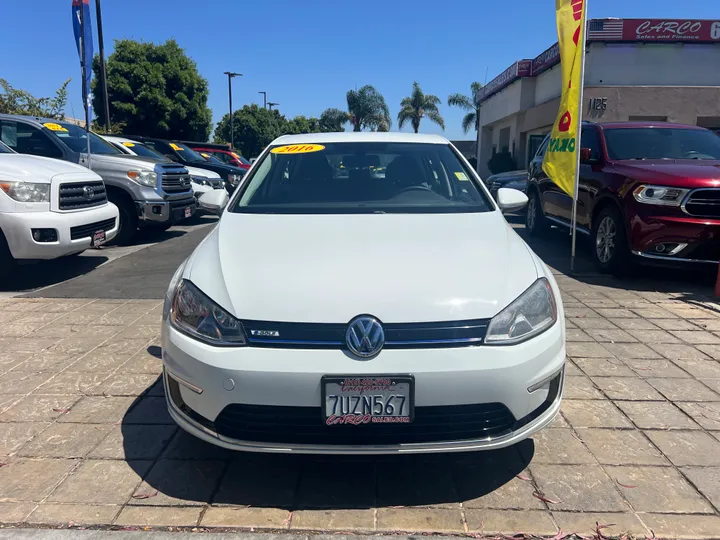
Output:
(397, 82), (445, 133)
(447, 81), (483, 134)
(319, 108), (349, 132)
(346, 85), (391, 132)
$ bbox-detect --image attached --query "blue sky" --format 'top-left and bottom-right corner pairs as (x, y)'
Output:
(2, 0), (714, 140)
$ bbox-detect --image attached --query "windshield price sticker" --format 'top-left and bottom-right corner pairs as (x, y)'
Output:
(170, 143), (184, 151)
(122, 142), (135, 147)
(455, 172), (469, 181)
(43, 123), (68, 132)
(271, 144), (325, 155)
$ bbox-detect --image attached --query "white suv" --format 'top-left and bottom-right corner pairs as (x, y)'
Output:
(0, 141), (119, 275)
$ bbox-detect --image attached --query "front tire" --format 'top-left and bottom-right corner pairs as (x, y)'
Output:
(525, 189), (548, 236)
(109, 196), (138, 245)
(592, 206), (630, 275)
(0, 231), (17, 279)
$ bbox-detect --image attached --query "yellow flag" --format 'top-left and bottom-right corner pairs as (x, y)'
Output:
(542, 0), (587, 197)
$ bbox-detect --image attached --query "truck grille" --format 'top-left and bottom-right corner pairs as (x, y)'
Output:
(683, 189), (720, 218)
(59, 181), (107, 210)
(162, 174), (193, 194)
(70, 218), (116, 241)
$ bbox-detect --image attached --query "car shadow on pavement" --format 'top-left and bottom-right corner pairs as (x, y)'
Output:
(121, 379), (534, 510)
(0, 253), (108, 292)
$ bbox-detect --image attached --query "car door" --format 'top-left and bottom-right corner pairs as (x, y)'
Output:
(0, 120), (66, 161)
(529, 135), (570, 221)
(577, 126), (604, 229)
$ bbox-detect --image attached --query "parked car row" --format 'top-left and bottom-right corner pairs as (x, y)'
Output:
(0, 113), (235, 276)
(526, 121), (720, 273)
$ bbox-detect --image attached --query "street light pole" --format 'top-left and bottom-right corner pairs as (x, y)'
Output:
(268, 102), (279, 111)
(223, 71), (242, 148)
(258, 91), (267, 109)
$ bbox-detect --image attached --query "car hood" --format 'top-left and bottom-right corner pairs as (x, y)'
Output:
(611, 160), (720, 187)
(187, 212), (539, 323)
(186, 166), (221, 179)
(186, 160), (245, 175)
(89, 153), (159, 171)
(0, 154), (99, 182)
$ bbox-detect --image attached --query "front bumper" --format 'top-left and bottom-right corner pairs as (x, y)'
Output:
(161, 321), (566, 454)
(137, 197), (196, 224)
(0, 203), (119, 260)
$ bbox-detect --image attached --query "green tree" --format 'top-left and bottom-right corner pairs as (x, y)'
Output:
(319, 108), (349, 132)
(447, 82), (483, 134)
(92, 39), (212, 140)
(0, 78), (70, 119)
(214, 104), (286, 157)
(346, 85), (391, 132)
(286, 115), (322, 134)
(397, 82), (444, 133)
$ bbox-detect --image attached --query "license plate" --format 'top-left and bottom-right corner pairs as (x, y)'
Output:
(322, 375), (414, 426)
(91, 230), (106, 247)
(184, 207), (192, 218)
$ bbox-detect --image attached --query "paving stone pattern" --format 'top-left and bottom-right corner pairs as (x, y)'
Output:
(1, 280), (720, 538)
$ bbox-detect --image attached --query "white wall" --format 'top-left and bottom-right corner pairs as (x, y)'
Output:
(534, 65), (562, 105)
(479, 79), (523, 126)
(586, 43), (720, 87)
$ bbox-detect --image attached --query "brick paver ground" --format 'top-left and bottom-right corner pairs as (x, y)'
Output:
(2, 273), (720, 538)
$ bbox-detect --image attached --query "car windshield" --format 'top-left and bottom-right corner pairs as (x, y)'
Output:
(237, 155), (251, 166)
(200, 152), (224, 164)
(604, 128), (720, 161)
(123, 141), (167, 160)
(51, 123), (122, 155)
(232, 142), (492, 214)
(174, 143), (206, 163)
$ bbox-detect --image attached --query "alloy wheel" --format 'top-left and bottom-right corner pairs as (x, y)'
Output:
(595, 216), (616, 264)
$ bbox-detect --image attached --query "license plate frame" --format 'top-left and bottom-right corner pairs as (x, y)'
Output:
(91, 229), (106, 247)
(321, 375), (415, 426)
(184, 207), (192, 218)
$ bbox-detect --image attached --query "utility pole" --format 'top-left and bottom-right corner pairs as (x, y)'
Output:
(223, 71), (242, 148)
(258, 91), (267, 109)
(95, 0), (111, 133)
(268, 102), (279, 111)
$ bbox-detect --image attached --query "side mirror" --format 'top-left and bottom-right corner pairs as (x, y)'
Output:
(496, 188), (528, 214)
(199, 189), (229, 216)
(580, 148), (594, 164)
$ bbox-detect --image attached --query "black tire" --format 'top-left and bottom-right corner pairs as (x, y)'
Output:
(0, 231), (17, 279)
(525, 188), (549, 236)
(109, 194), (138, 245)
(591, 205), (631, 275)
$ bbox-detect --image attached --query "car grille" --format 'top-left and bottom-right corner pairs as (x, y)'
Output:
(683, 189), (720, 218)
(242, 319), (491, 349)
(58, 181), (107, 210)
(214, 403), (517, 445)
(162, 174), (192, 194)
(70, 218), (116, 241)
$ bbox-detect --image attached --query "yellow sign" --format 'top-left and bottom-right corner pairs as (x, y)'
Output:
(170, 143), (183, 151)
(122, 142), (135, 148)
(454, 172), (469, 181)
(201, 153), (211, 158)
(43, 123), (68, 132)
(271, 144), (325, 155)
(542, 0), (586, 197)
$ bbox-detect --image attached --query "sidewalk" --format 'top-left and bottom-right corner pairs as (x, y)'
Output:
(1, 271), (720, 538)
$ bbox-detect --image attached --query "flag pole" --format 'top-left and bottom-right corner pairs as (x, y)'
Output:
(569, 2), (588, 274)
(79, 2), (91, 167)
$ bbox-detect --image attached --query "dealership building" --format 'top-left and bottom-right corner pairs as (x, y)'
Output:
(476, 18), (720, 176)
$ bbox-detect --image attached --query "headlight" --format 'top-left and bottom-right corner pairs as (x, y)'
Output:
(127, 170), (158, 188)
(633, 185), (689, 206)
(170, 279), (246, 346)
(485, 278), (557, 345)
(191, 177), (209, 186)
(228, 174), (243, 186)
(0, 181), (50, 202)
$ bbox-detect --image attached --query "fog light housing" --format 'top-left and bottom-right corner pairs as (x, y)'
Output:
(153, 206), (162, 215)
(31, 228), (58, 243)
(649, 243), (687, 256)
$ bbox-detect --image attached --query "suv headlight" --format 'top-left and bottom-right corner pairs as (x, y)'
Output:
(127, 170), (158, 188)
(191, 177), (209, 186)
(229, 174), (243, 186)
(170, 279), (247, 346)
(0, 181), (50, 202)
(485, 278), (557, 345)
(633, 185), (689, 206)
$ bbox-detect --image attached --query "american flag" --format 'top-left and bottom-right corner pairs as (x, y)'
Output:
(588, 19), (625, 40)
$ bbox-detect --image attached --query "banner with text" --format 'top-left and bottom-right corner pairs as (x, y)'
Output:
(542, 0), (586, 197)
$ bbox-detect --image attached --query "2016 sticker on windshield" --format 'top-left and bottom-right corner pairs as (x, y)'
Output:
(43, 123), (68, 132)
(271, 144), (325, 155)
(122, 142), (135, 147)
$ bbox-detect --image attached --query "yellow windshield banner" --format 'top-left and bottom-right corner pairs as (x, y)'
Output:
(542, 0), (586, 197)
(43, 123), (68, 132)
(271, 144), (325, 155)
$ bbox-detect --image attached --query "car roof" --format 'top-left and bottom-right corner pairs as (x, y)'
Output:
(595, 121), (706, 131)
(0, 113), (69, 125)
(271, 132), (450, 145)
(104, 135), (139, 144)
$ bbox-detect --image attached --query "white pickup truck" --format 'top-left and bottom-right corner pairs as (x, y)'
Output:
(0, 140), (119, 276)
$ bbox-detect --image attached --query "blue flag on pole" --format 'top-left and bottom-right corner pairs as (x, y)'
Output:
(72, 0), (94, 124)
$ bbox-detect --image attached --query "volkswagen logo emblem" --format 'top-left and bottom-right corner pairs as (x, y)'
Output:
(346, 315), (385, 358)
(82, 185), (94, 200)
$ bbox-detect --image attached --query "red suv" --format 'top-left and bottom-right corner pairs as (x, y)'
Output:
(189, 147), (250, 170)
(526, 122), (720, 273)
